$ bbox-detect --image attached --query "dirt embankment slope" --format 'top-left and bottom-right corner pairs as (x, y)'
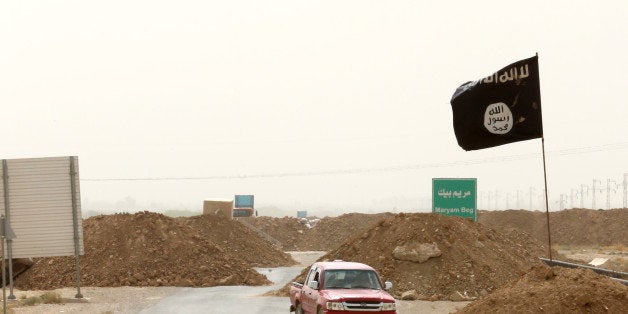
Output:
(276, 212), (556, 300)
(179, 215), (296, 267)
(457, 264), (627, 313)
(248, 213), (391, 251)
(252, 209), (627, 252)
(478, 208), (628, 246)
(15, 212), (296, 290)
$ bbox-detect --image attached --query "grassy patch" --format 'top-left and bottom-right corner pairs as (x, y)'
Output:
(19, 296), (42, 306)
(40, 291), (62, 304)
(17, 291), (62, 307)
(605, 257), (628, 273)
(605, 243), (626, 252)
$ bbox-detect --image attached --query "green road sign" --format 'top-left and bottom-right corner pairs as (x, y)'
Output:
(432, 178), (477, 221)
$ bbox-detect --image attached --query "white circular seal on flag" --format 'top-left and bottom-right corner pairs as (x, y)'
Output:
(484, 102), (513, 134)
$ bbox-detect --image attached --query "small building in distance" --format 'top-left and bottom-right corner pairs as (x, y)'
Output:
(203, 198), (234, 218)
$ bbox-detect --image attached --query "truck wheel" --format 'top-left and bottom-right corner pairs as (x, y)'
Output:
(295, 303), (304, 314)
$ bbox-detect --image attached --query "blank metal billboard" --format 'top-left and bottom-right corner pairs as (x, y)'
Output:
(1, 156), (84, 258)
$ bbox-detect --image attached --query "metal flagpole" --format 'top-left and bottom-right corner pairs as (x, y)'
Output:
(537, 52), (553, 260)
(541, 137), (552, 260)
(2, 216), (6, 314)
(1, 161), (6, 312)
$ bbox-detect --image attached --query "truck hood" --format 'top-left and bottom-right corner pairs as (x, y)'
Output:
(322, 289), (395, 303)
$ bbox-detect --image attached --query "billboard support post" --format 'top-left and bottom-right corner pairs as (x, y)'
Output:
(2, 160), (16, 300)
(70, 157), (83, 298)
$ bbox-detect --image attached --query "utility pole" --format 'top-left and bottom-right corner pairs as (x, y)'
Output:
(606, 179), (617, 209)
(624, 173), (628, 208)
(570, 189), (578, 209)
(559, 194), (567, 210)
(528, 187), (535, 210)
(592, 179), (601, 209)
(538, 188), (547, 211)
(487, 191), (492, 210)
(516, 190), (522, 209)
(480, 191), (489, 209)
(580, 184), (588, 209)
(479, 191), (485, 209)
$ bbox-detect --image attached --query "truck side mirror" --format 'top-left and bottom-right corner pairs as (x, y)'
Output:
(384, 281), (393, 290)
(308, 280), (319, 290)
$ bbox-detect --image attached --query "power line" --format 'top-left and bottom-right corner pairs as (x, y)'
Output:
(82, 141), (628, 182)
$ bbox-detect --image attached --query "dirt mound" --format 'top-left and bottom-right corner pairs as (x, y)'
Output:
(179, 215), (296, 267)
(244, 216), (304, 251)
(15, 211), (270, 289)
(248, 213), (390, 251)
(458, 264), (628, 313)
(276, 213), (555, 300)
(478, 209), (546, 242)
(298, 213), (393, 251)
(253, 209), (627, 252)
(478, 208), (628, 246)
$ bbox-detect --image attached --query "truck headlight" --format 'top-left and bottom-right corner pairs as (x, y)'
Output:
(326, 301), (344, 310)
(381, 302), (396, 311)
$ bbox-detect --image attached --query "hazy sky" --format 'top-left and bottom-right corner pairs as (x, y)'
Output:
(1, 1), (627, 214)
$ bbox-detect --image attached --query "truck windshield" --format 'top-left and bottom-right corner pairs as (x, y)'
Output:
(322, 269), (382, 290)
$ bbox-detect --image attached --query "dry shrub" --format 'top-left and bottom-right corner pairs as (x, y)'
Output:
(19, 296), (41, 306)
(606, 243), (626, 252)
(18, 291), (61, 307)
(40, 291), (61, 304)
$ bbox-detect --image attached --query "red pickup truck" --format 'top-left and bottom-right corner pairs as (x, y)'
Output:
(289, 260), (396, 314)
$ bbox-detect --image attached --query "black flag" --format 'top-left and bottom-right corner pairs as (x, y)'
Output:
(450, 56), (542, 151)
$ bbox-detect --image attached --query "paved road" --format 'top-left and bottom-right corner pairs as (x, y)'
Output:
(140, 266), (299, 314)
(140, 252), (323, 314)
(140, 252), (469, 314)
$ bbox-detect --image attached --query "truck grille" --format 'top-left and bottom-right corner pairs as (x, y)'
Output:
(343, 301), (384, 311)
